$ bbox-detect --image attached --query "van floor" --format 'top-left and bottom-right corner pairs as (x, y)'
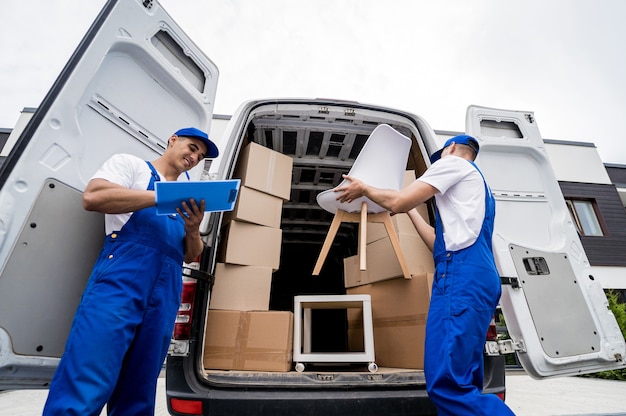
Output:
(203, 366), (427, 388)
(206, 367), (420, 374)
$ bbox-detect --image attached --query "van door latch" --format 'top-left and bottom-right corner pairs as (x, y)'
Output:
(500, 276), (520, 289)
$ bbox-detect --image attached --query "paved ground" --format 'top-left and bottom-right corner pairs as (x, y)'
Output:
(504, 371), (626, 415)
(0, 371), (624, 415)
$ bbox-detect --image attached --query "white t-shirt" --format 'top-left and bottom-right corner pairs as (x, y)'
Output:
(417, 155), (486, 251)
(90, 153), (169, 235)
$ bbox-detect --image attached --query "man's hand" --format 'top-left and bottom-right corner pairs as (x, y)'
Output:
(177, 198), (205, 230)
(334, 174), (366, 203)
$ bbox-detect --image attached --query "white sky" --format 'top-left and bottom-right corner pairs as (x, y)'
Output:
(1, 0), (625, 164)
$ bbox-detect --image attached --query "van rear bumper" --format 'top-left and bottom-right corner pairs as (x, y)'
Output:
(165, 356), (437, 416)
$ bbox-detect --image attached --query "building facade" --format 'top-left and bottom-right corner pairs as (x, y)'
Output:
(544, 139), (626, 292)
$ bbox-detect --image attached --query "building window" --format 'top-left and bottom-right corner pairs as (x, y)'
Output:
(565, 199), (604, 236)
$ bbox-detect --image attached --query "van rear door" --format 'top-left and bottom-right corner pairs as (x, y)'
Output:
(0, 0), (218, 389)
(466, 105), (626, 378)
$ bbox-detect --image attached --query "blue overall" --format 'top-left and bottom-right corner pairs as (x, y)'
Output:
(424, 161), (514, 415)
(44, 162), (184, 416)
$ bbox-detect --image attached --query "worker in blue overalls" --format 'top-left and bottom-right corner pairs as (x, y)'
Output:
(336, 134), (515, 415)
(43, 128), (219, 415)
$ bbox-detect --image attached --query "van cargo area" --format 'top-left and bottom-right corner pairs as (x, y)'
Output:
(199, 102), (436, 388)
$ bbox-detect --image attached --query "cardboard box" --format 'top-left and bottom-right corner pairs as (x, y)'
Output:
(365, 204), (428, 244)
(203, 310), (294, 371)
(344, 232), (434, 288)
(347, 273), (432, 369)
(224, 185), (284, 228)
(220, 220), (282, 270)
(209, 263), (273, 311)
(234, 142), (293, 200)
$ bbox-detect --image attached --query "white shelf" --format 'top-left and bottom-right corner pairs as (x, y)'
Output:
(293, 294), (377, 373)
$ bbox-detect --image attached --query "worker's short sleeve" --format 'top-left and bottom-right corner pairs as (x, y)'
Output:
(417, 156), (486, 251)
(90, 153), (150, 190)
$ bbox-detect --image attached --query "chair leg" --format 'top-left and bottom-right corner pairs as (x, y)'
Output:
(381, 213), (412, 279)
(313, 210), (345, 275)
(314, 208), (410, 278)
(359, 202), (367, 271)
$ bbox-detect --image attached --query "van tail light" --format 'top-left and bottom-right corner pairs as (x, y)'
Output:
(486, 315), (498, 341)
(170, 397), (203, 415)
(173, 279), (196, 340)
(173, 259), (199, 340)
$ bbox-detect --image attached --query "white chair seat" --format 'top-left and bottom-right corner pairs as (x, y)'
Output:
(316, 191), (386, 215)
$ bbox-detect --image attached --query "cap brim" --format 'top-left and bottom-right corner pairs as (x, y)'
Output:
(202, 138), (219, 158)
(430, 148), (444, 164)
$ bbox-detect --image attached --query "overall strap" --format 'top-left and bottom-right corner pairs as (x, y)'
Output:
(145, 161), (191, 181)
(146, 161), (161, 183)
(468, 160), (486, 183)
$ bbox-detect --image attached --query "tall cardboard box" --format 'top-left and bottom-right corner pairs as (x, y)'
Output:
(203, 310), (294, 371)
(223, 185), (284, 228)
(220, 220), (282, 270)
(234, 142), (293, 200)
(347, 273), (432, 369)
(210, 263), (273, 311)
(344, 232), (434, 288)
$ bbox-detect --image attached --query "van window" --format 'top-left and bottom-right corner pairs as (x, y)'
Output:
(479, 119), (523, 139)
(151, 30), (205, 92)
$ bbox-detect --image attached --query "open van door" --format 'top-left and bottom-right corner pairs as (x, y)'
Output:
(466, 105), (626, 378)
(0, 0), (218, 389)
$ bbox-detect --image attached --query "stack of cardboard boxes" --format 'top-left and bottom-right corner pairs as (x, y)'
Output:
(203, 142), (295, 372)
(346, 171), (435, 369)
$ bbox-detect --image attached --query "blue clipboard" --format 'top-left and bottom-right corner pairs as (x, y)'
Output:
(154, 179), (241, 216)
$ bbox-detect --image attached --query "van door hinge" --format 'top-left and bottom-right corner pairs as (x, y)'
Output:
(485, 339), (526, 356)
(500, 276), (520, 288)
(168, 339), (189, 356)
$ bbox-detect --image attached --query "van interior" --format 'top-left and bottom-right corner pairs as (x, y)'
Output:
(200, 103), (437, 386)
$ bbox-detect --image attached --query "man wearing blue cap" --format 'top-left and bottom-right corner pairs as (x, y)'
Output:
(44, 128), (219, 415)
(335, 134), (514, 415)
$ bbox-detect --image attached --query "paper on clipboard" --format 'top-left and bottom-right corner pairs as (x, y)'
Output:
(154, 179), (241, 216)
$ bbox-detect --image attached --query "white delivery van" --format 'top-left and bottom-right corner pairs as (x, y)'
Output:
(0, 1), (623, 415)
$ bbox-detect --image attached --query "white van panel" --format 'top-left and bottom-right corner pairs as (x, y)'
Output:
(0, 0), (218, 389)
(466, 105), (626, 378)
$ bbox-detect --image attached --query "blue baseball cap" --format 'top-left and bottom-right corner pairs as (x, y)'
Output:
(174, 127), (219, 158)
(430, 134), (479, 163)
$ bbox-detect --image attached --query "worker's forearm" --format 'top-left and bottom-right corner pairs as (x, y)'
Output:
(336, 175), (437, 215)
(407, 208), (434, 252)
(183, 230), (204, 263)
(362, 186), (413, 214)
(83, 186), (156, 214)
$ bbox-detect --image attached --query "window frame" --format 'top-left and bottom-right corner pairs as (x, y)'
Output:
(565, 198), (605, 237)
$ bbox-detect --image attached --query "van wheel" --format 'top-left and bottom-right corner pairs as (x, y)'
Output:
(295, 362), (305, 372)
